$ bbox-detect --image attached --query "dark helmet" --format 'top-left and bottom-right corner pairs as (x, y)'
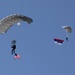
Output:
(12, 40), (16, 45)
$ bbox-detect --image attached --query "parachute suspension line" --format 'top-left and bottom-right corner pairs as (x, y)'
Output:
(66, 32), (69, 38)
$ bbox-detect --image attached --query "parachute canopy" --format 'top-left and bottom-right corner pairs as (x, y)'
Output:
(54, 38), (64, 45)
(62, 26), (72, 33)
(0, 14), (33, 34)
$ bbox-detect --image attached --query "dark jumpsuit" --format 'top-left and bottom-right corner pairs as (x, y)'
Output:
(66, 37), (68, 41)
(11, 45), (16, 55)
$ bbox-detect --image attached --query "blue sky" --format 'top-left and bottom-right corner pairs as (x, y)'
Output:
(0, 0), (75, 75)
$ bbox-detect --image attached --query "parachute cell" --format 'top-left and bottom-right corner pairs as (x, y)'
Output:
(0, 14), (33, 34)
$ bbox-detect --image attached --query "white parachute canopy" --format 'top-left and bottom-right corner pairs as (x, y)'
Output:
(62, 26), (72, 33)
(0, 14), (33, 34)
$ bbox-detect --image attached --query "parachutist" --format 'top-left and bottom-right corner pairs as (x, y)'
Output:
(66, 37), (68, 41)
(62, 26), (72, 42)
